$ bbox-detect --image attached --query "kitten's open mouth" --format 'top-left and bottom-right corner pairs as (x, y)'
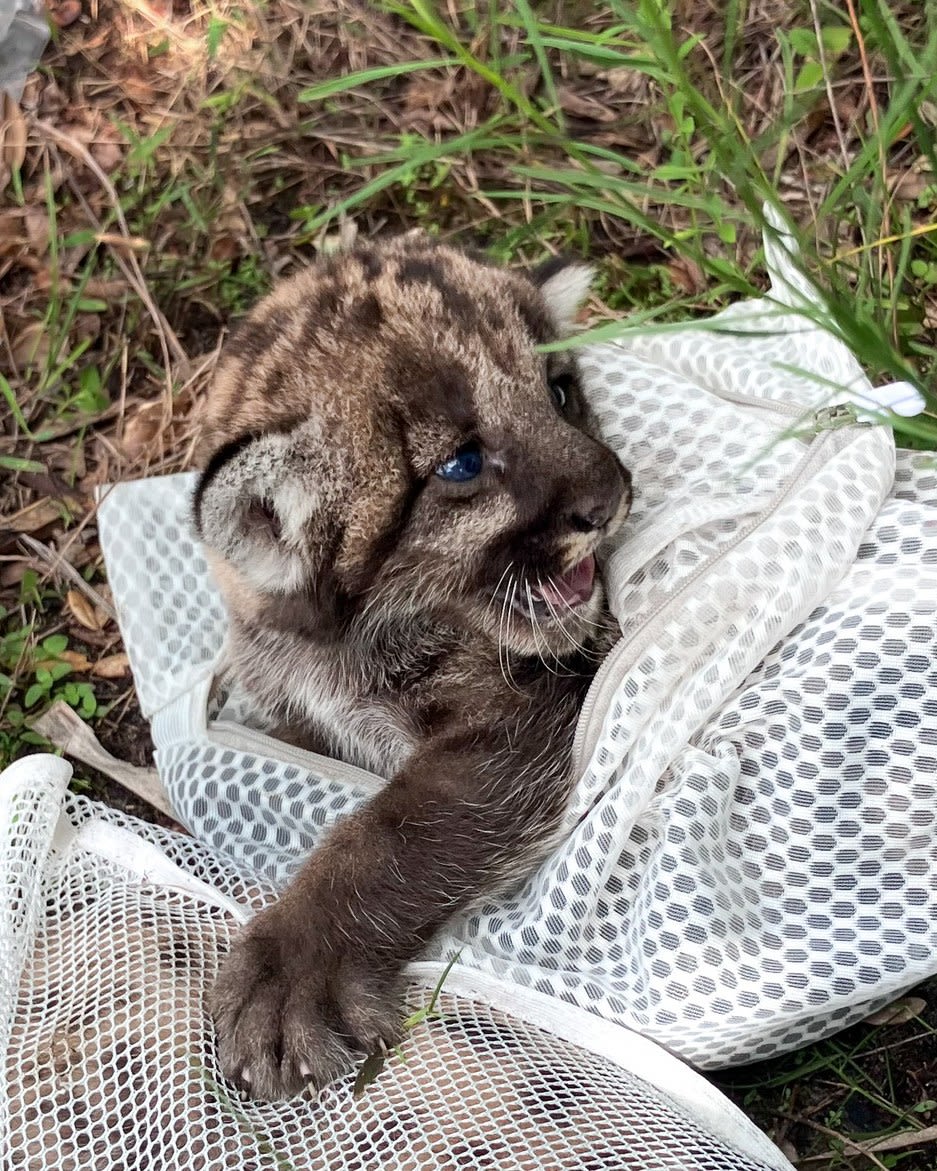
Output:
(510, 554), (596, 619)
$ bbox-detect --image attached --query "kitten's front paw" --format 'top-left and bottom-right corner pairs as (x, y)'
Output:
(208, 905), (401, 1101)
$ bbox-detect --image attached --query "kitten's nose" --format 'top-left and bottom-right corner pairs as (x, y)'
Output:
(568, 466), (631, 533)
(569, 502), (613, 532)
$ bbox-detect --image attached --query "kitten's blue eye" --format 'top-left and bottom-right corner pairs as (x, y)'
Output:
(435, 441), (484, 482)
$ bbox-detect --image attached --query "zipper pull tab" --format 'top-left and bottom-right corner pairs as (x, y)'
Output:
(807, 402), (864, 434)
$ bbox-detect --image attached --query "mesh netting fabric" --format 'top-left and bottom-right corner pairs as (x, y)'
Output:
(2, 755), (791, 1170)
(93, 300), (937, 1068)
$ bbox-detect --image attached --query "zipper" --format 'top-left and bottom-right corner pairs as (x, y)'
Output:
(207, 719), (388, 798)
(572, 413), (871, 778)
(805, 402), (863, 433)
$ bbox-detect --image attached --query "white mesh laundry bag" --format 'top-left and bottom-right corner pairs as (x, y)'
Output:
(91, 224), (937, 1072)
(1, 753), (792, 1170)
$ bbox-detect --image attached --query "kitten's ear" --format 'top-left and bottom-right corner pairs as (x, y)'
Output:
(193, 427), (327, 595)
(530, 256), (595, 332)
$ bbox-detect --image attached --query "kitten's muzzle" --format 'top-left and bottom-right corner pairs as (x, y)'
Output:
(565, 458), (631, 538)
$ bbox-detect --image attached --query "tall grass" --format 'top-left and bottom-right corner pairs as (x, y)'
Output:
(300, 0), (937, 445)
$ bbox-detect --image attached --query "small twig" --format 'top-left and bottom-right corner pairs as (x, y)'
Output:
(32, 700), (175, 820)
(862, 1124), (937, 1152)
(809, 0), (850, 170)
(31, 118), (189, 389)
(843, 0), (880, 140)
(100, 683), (140, 729)
(116, 339), (129, 449)
(777, 1112), (890, 1170)
(16, 533), (118, 622)
(861, 1123), (937, 1154)
(857, 1027), (937, 1062)
(798, 1120), (937, 1165)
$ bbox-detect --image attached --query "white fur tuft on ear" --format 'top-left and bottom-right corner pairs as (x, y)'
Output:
(534, 260), (595, 331)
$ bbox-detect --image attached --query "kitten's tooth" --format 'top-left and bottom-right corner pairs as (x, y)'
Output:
(299, 1061), (312, 1078)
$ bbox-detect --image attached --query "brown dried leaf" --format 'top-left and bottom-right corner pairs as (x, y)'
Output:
(122, 77), (157, 105)
(58, 649), (93, 672)
(120, 401), (168, 461)
(666, 257), (707, 295)
(600, 67), (655, 101)
(589, 127), (655, 152)
(10, 321), (52, 369)
(34, 649), (91, 673)
(557, 87), (617, 123)
(49, 0), (82, 28)
(0, 209), (28, 256)
(36, 78), (67, 118)
(888, 168), (933, 201)
(24, 209), (50, 254)
(209, 235), (240, 261)
(73, 313), (102, 345)
(403, 72), (455, 114)
(90, 126), (124, 173)
(91, 652), (130, 679)
(0, 562), (30, 588)
(217, 185), (247, 238)
(1, 498), (63, 534)
(863, 997), (927, 1026)
(82, 278), (130, 298)
(66, 589), (106, 632)
(0, 93), (27, 190)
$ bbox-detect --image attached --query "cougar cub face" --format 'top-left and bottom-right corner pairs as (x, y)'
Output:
(195, 234), (630, 658)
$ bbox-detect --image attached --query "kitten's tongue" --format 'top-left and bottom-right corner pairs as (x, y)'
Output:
(534, 554), (596, 608)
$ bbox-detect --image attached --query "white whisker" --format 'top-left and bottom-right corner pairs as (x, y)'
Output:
(498, 569), (524, 695)
(543, 576), (606, 663)
(537, 576), (585, 657)
(524, 580), (566, 677)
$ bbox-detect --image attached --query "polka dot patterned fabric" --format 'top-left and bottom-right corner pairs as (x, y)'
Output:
(94, 268), (937, 1073)
(96, 477), (227, 719)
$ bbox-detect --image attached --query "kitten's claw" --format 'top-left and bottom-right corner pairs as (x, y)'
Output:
(209, 905), (401, 1101)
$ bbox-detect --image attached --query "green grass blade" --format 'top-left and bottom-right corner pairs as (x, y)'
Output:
(299, 118), (510, 234)
(0, 374), (34, 439)
(297, 58), (459, 103)
(511, 0), (562, 126)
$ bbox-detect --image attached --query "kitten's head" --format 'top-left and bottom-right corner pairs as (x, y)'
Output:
(194, 233), (631, 659)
